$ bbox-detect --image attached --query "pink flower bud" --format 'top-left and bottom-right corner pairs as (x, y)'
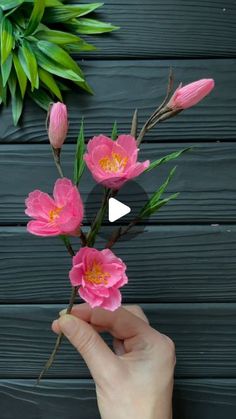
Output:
(168, 79), (215, 110)
(48, 102), (68, 149)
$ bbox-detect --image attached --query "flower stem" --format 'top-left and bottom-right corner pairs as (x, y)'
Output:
(36, 285), (78, 385)
(87, 188), (111, 247)
(52, 147), (64, 178)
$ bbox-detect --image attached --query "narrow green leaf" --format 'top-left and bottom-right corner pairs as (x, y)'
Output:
(1, 18), (14, 64)
(43, 4), (103, 24)
(37, 41), (84, 78)
(139, 167), (177, 218)
(7, 70), (16, 97)
(18, 41), (39, 89)
(74, 119), (85, 185)
(142, 193), (180, 218)
(36, 29), (81, 44)
(145, 147), (192, 173)
(11, 86), (23, 125)
(38, 67), (62, 100)
(111, 121), (118, 140)
(25, 0), (45, 36)
(0, 0), (24, 11)
(13, 53), (27, 97)
(0, 73), (7, 105)
(1, 53), (13, 86)
(28, 88), (52, 111)
(66, 18), (119, 34)
(66, 40), (97, 53)
(24, 0), (64, 4)
(33, 47), (84, 82)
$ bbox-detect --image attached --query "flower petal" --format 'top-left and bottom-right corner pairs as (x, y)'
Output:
(27, 220), (60, 236)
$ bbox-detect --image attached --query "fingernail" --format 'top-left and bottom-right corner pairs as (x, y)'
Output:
(58, 315), (77, 337)
(59, 309), (67, 316)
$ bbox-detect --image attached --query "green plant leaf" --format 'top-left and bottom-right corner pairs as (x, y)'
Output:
(0, 73), (7, 105)
(36, 29), (81, 44)
(43, 3), (103, 24)
(33, 46), (84, 82)
(25, 0), (45, 36)
(1, 53), (13, 86)
(111, 121), (118, 140)
(23, 0), (62, 6)
(74, 119), (85, 185)
(67, 18), (119, 34)
(38, 67), (62, 100)
(18, 41), (39, 89)
(66, 40), (97, 53)
(0, 0), (25, 11)
(139, 167), (177, 218)
(1, 18), (14, 64)
(37, 40), (83, 77)
(28, 88), (52, 111)
(145, 147), (192, 173)
(12, 85), (23, 125)
(13, 52), (27, 97)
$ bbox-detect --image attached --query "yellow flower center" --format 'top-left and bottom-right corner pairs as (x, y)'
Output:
(49, 207), (62, 222)
(85, 261), (110, 285)
(99, 152), (128, 173)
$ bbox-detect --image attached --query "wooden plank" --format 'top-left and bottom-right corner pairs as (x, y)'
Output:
(0, 59), (235, 143)
(1, 225), (236, 303)
(0, 304), (236, 378)
(0, 379), (236, 419)
(1, 142), (236, 224)
(63, 0), (236, 58)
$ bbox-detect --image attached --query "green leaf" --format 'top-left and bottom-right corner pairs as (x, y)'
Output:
(145, 147), (192, 173)
(28, 88), (52, 111)
(139, 167), (178, 218)
(12, 86), (23, 125)
(74, 119), (85, 185)
(33, 46), (84, 83)
(66, 40), (97, 53)
(13, 53), (27, 97)
(1, 53), (13, 86)
(0, 0), (24, 11)
(37, 40), (83, 77)
(36, 29), (81, 44)
(7, 70), (16, 97)
(25, 0), (45, 36)
(111, 121), (118, 140)
(38, 67), (62, 100)
(67, 18), (119, 34)
(0, 73), (7, 105)
(1, 18), (14, 65)
(18, 41), (39, 89)
(43, 4), (103, 24)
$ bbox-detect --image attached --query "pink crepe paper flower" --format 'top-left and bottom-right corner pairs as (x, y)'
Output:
(48, 102), (68, 149)
(84, 134), (150, 189)
(25, 178), (84, 237)
(69, 247), (128, 311)
(167, 79), (215, 110)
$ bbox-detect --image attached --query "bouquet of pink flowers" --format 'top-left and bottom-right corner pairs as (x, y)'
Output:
(24, 74), (214, 382)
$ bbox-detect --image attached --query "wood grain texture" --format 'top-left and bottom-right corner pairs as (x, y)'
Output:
(0, 304), (236, 378)
(0, 59), (235, 143)
(0, 379), (236, 419)
(1, 142), (236, 224)
(67, 0), (236, 58)
(1, 225), (236, 303)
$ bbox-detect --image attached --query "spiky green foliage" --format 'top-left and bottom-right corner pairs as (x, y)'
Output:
(0, 0), (119, 125)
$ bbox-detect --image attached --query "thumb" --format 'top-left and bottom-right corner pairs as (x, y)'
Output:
(58, 314), (119, 383)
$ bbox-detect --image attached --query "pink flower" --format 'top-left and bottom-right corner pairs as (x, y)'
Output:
(48, 102), (68, 149)
(84, 134), (150, 189)
(167, 79), (215, 110)
(25, 178), (84, 237)
(69, 247), (128, 311)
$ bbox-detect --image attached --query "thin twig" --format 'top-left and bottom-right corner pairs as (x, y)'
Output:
(52, 147), (64, 178)
(131, 109), (138, 138)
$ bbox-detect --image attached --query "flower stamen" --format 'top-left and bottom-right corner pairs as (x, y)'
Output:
(99, 152), (128, 173)
(85, 261), (110, 285)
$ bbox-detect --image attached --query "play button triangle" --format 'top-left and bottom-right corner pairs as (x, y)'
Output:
(108, 198), (131, 222)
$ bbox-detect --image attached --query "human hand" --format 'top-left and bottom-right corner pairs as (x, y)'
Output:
(52, 304), (176, 419)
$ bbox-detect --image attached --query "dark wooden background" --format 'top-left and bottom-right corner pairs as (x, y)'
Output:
(1, 0), (236, 418)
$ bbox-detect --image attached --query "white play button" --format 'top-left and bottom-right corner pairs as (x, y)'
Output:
(108, 198), (131, 222)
